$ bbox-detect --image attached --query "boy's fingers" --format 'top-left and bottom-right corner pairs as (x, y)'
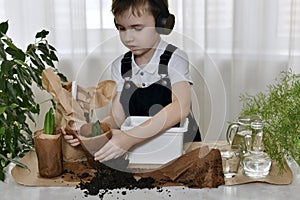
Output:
(61, 127), (67, 134)
(70, 140), (80, 146)
(68, 138), (80, 146)
(61, 127), (80, 146)
(63, 134), (74, 140)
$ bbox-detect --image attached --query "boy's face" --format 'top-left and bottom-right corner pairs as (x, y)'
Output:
(115, 8), (160, 57)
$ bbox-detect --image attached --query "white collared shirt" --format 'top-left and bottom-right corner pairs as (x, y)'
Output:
(111, 39), (193, 92)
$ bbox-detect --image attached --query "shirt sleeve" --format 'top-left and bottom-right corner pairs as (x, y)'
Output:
(168, 48), (193, 85)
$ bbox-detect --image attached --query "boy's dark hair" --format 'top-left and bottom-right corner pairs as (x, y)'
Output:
(112, 0), (174, 35)
(112, 0), (168, 18)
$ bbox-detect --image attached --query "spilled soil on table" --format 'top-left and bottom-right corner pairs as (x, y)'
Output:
(62, 156), (173, 199)
(61, 147), (225, 199)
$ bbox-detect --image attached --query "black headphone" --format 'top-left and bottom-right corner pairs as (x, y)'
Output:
(114, 0), (175, 35)
(153, 0), (175, 35)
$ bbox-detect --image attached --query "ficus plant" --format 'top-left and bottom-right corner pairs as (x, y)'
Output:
(240, 69), (300, 172)
(0, 21), (67, 181)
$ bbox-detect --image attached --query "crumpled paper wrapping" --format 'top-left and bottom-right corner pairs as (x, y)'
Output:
(34, 130), (63, 178)
(42, 68), (116, 129)
(41, 68), (116, 162)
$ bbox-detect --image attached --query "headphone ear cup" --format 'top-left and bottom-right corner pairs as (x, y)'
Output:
(155, 13), (175, 35)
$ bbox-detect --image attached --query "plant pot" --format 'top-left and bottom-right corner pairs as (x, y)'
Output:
(34, 129), (63, 178)
(66, 122), (112, 168)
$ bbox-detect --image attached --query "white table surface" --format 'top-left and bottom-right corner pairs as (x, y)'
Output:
(1, 157), (300, 200)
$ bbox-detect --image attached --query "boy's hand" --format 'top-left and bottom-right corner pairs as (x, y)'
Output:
(94, 129), (137, 162)
(61, 127), (80, 147)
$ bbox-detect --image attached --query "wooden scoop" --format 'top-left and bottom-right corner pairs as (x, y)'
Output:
(66, 122), (112, 168)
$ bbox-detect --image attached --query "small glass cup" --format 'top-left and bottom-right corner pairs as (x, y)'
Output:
(243, 152), (272, 178)
(220, 144), (241, 178)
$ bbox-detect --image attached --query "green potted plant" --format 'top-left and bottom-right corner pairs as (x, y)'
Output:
(0, 21), (66, 181)
(240, 69), (300, 171)
(34, 107), (63, 178)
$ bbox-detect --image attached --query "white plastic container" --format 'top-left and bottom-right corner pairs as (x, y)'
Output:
(121, 116), (188, 164)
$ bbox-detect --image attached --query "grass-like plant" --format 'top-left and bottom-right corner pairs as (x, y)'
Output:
(240, 69), (300, 171)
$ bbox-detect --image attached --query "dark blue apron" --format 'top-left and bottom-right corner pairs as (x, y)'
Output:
(119, 44), (201, 142)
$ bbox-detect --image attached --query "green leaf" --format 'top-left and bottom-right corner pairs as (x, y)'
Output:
(16, 67), (28, 87)
(28, 52), (44, 68)
(37, 43), (50, 55)
(1, 158), (6, 167)
(0, 42), (7, 60)
(6, 82), (17, 101)
(5, 47), (26, 61)
(0, 127), (5, 135)
(26, 44), (36, 53)
(14, 59), (27, 67)
(25, 111), (36, 122)
(0, 21), (8, 35)
(48, 44), (56, 51)
(0, 118), (8, 128)
(40, 54), (54, 68)
(1, 60), (14, 75)
(0, 79), (5, 90)
(0, 166), (5, 181)
(26, 64), (39, 84)
(2, 38), (18, 50)
(58, 72), (68, 82)
(0, 106), (6, 115)
(11, 103), (18, 109)
(35, 29), (49, 39)
(0, 153), (28, 170)
(10, 159), (28, 170)
(90, 120), (104, 137)
(49, 51), (59, 61)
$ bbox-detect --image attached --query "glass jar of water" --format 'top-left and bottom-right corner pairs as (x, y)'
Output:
(226, 116), (252, 153)
(242, 119), (272, 178)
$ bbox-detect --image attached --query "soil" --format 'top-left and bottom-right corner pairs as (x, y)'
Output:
(61, 161), (95, 183)
(66, 156), (171, 199)
(63, 124), (172, 198)
(60, 147), (224, 199)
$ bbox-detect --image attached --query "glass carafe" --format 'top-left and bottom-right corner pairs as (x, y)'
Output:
(243, 119), (272, 178)
(226, 116), (252, 153)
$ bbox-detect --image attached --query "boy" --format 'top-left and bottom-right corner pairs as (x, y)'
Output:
(64, 0), (201, 162)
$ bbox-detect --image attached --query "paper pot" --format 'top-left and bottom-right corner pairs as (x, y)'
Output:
(34, 130), (63, 178)
(66, 122), (112, 168)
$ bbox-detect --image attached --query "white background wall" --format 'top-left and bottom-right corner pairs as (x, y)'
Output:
(1, 0), (299, 141)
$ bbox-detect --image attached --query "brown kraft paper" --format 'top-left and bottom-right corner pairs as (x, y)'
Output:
(11, 141), (293, 187)
(136, 147), (225, 188)
(41, 68), (116, 162)
(66, 122), (112, 168)
(34, 130), (63, 178)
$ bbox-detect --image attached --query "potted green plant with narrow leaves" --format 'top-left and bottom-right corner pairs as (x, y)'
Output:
(34, 108), (63, 178)
(240, 69), (300, 171)
(0, 20), (67, 181)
